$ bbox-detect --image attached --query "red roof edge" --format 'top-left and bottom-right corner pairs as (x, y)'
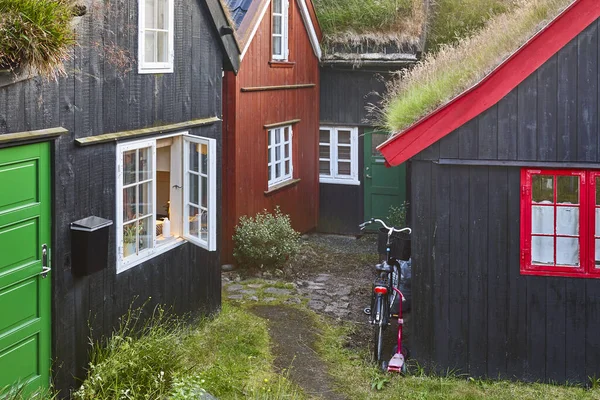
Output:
(378, 0), (600, 167)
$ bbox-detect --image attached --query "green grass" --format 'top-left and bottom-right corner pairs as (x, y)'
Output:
(383, 0), (573, 133)
(73, 303), (304, 400)
(0, 0), (76, 78)
(315, 314), (600, 400)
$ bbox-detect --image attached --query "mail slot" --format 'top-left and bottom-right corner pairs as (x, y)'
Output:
(71, 216), (113, 276)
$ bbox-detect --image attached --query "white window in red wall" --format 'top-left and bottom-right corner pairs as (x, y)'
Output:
(520, 169), (600, 278)
(272, 0), (289, 60)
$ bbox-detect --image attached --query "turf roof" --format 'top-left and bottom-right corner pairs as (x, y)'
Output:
(383, 0), (574, 135)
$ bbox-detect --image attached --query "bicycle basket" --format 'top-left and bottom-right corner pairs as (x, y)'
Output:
(377, 228), (411, 261)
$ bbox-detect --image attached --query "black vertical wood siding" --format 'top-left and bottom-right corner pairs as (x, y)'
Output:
(0, 0), (224, 394)
(409, 19), (600, 383)
(318, 67), (399, 234)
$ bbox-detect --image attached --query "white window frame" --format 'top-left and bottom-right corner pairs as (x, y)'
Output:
(319, 126), (359, 185)
(271, 0), (289, 60)
(138, 0), (175, 74)
(116, 133), (217, 273)
(268, 125), (293, 187)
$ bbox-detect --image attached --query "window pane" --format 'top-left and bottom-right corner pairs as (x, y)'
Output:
(189, 173), (199, 205)
(532, 236), (554, 265)
(320, 161), (330, 175)
(188, 143), (199, 172)
(200, 209), (208, 242)
(532, 174), (553, 203)
(319, 144), (330, 159)
(138, 147), (152, 181)
(188, 206), (200, 238)
(531, 206), (554, 235)
(156, 31), (169, 63)
(596, 239), (600, 268)
(201, 176), (208, 208)
(275, 146), (281, 162)
(338, 162), (351, 175)
(275, 129), (281, 144)
(557, 176), (579, 204)
(338, 130), (351, 144)
(268, 131), (273, 147)
(144, 31), (156, 63)
(338, 146), (351, 161)
(285, 143), (289, 158)
(596, 177), (600, 204)
(139, 182), (152, 216)
(145, 0), (155, 28)
(284, 127), (289, 143)
(556, 237), (579, 266)
(556, 207), (578, 236)
(319, 130), (330, 143)
(275, 162), (281, 178)
(273, 37), (282, 56)
(273, 0), (282, 14)
(157, 0), (167, 29)
(596, 208), (600, 236)
(123, 222), (138, 257)
(201, 144), (208, 174)
(123, 150), (137, 185)
(371, 133), (387, 156)
(285, 161), (290, 176)
(268, 165), (272, 180)
(268, 147), (271, 163)
(139, 217), (152, 252)
(123, 186), (137, 222)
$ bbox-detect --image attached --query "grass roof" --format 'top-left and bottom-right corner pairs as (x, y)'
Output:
(314, 0), (426, 48)
(382, 0), (574, 134)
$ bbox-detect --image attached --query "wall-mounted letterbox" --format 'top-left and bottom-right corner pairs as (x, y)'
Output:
(71, 216), (113, 277)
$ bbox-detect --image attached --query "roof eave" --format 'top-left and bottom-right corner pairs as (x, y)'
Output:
(203, 0), (242, 74)
(379, 0), (599, 167)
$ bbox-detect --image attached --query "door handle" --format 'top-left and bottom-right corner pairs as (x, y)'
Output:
(40, 244), (51, 278)
(366, 174), (372, 179)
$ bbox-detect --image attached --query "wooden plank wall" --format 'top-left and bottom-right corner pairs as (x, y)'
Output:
(409, 19), (600, 383)
(221, 0), (320, 262)
(0, 0), (225, 393)
(317, 68), (397, 234)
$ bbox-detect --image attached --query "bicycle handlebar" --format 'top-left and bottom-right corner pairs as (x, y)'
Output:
(359, 218), (412, 235)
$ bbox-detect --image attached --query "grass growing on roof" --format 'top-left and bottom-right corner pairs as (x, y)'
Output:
(0, 0), (76, 78)
(383, 0), (573, 134)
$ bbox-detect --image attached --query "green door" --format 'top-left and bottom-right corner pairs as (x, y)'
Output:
(364, 129), (406, 225)
(0, 143), (51, 394)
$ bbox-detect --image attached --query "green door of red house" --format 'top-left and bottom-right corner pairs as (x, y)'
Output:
(364, 129), (407, 224)
(0, 142), (51, 393)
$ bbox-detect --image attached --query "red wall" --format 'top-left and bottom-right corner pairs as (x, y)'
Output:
(222, 0), (320, 263)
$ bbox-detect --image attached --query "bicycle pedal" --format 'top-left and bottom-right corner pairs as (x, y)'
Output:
(363, 307), (371, 315)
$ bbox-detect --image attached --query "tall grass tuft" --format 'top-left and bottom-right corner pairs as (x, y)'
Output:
(72, 305), (188, 400)
(0, 383), (57, 400)
(383, 0), (573, 134)
(0, 0), (76, 78)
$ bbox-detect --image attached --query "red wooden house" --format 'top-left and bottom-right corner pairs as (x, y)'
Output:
(222, 0), (322, 262)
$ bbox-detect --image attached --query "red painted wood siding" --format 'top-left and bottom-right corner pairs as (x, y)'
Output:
(222, 0), (320, 263)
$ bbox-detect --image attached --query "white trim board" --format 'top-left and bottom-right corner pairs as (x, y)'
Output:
(240, 0), (321, 61)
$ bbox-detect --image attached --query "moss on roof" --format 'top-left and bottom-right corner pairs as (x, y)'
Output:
(383, 0), (573, 134)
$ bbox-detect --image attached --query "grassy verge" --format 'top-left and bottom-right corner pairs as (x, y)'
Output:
(315, 314), (599, 400)
(383, 0), (572, 133)
(73, 303), (304, 400)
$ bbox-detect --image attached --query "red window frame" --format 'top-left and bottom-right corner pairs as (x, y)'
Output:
(520, 168), (600, 278)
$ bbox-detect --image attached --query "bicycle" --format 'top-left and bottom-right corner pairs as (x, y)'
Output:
(359, 218), (411, 372)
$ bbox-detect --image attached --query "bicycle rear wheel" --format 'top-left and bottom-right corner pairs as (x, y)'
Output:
(373, 323), (384, 362)
(372, 295), (387, 363)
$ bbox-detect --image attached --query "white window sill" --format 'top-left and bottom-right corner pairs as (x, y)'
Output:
(117, 236), (185, 274)
(138, 66), (174, 74)
(319, 176), (360, 186)
(265, 178), (300, 195)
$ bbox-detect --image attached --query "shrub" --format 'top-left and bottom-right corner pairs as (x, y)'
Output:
(233, 207), (301, 269)
(0, 0), (76, 78)
(72, 305), (187, 400)
(387, 201), (409, 227)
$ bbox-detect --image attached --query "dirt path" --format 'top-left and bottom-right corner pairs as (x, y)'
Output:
(251, 305), (346, 400)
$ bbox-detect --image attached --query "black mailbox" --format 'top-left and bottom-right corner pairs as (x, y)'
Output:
(71, 216), (113, 276)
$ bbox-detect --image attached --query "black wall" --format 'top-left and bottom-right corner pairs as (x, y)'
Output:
(409, 19), (600, 383)
(0, 0), (224, 393)
(318, 67), (396, 234)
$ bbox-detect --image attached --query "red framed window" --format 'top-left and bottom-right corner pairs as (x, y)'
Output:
(521, 169), (600, 278)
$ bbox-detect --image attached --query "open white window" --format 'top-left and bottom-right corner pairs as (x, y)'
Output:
(268, 125), (293, 187)
(319, 126), (359, 185)
(138, 0), (174, 73)
(272, 0), (289, 60)
(116, 133), (217, 273)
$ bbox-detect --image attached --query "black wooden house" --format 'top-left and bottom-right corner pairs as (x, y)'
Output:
(0, 0), (239, 394)
(379, 0), (600, 383)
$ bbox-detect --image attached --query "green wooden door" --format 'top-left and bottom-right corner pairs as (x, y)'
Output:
(364, 130), (406, 224)
(0, 143), (51, 394)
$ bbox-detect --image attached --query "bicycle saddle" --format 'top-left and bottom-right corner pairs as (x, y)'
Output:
(375, 262), (393, 273)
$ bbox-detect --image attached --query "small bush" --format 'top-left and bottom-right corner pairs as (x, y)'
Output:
(387, 201), (409, 227)
(0, 0), (76, 78)
(233, 207), (301, 269)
